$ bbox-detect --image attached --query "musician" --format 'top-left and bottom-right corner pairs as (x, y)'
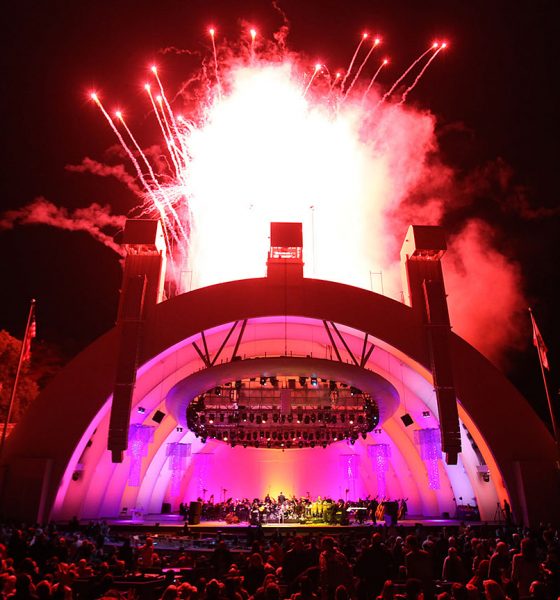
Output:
(398, 498), (408, 519)
(369, 497), (379, 524)
(278, 491), (286, 504)
(355, 502), (366, 525)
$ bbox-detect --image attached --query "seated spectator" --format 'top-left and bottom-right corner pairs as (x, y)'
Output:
(482, 580), (504, 600)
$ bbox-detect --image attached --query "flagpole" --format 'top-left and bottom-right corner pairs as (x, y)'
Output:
(0, 299), (36, 459)
(529, 308), (560, 464)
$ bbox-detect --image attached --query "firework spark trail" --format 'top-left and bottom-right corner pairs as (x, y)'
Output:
(374, 45), (437, 110)
(303, 64), (322, 97)
(117, 113), (189, 244)
(152, 66), (185, 153)
(341, 33), (368, 94)
(344, 38), (380, 99)
(91, 94), (174, 250)
(156, 95), (185, 174)
(145, 85), (182, 178)
(329, 72), (342, 92)
(250, 28), (257, 62)
(397, 45), (445, 105)
(362, 59), (389, 102)
(209, 28), (223, 97)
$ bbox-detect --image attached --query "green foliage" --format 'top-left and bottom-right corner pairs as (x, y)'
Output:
(0, 330), (40, 422)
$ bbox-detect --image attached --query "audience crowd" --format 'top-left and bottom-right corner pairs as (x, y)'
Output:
(0, 520), (559, 600)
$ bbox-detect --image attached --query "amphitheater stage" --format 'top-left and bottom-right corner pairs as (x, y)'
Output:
(102, 512), (488, 535)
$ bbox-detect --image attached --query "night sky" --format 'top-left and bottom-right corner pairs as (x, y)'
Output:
(1, 1), (558, 423)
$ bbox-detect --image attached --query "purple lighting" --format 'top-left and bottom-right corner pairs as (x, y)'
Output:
(414, 427), (442, 490)
(340, 454), (360, 499)
(368, 444), (391, 497)
(166, 442), (191, 498)
(127, 424), (155, 487)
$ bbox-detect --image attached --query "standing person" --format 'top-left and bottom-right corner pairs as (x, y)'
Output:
(319, 537), (353, 600)
(404, 535), (434, 600)
(283, 536), (310, 593)
(502, 501), (512, 527)
(442, 547), (468, 584)
(355, 533), (395, 600)
(488, 542), (510, 585)
(512, 538), (541, 598)
(138, 537), (155, 568)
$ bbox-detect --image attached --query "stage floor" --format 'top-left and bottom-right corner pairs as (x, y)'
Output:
(104, 513), (482, 532)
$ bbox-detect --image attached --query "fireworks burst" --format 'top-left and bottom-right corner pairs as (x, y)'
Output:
(90, 28), (448, 295)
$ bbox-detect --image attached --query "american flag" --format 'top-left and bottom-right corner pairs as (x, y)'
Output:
(530, 309), (549, 371)
(22, 302), (36, 363)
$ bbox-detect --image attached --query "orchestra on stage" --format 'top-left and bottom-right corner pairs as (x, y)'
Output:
(180, 493), (408, 526)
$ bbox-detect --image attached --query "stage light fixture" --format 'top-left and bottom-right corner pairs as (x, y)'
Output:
(137, 407), (146, 414)
(260, 376), (267, 385)
(422, 411), (430, 418)
(299, 376), (307, 387)
(176, 426), (183, 432)
(215, 387), (221, 396)
(311, 377), (318, 386)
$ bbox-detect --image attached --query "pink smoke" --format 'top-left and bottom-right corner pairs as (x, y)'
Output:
(25, 28), (543, 366)
(66, 157), (143, 197)
(444, 220), (527, 364)
(0, 197), (126, 256)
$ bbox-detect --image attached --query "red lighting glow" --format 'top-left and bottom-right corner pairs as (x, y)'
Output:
(84, 27), (524, 363)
